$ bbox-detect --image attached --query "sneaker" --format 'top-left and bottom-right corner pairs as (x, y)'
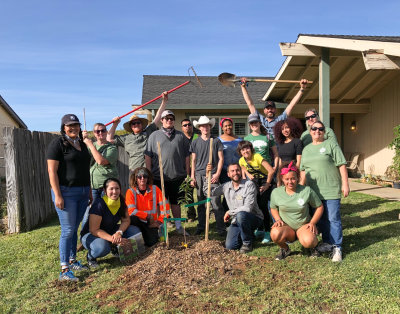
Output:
(261, 232), (271, 244)
(331, 247), (342, 262)
(275, 247), (291, 261)
(239, 243), (253, 253)
(176, 227), (190, 236)
(59, 269), (79, 282)
(254, 229), (265, 239)
(69, 260), (88, 271)
(310, 247), (321, 258)
(316, 242), (333, 253)
(86, 254), (99, 269)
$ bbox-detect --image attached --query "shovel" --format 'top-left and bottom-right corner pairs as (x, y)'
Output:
(218, 72), (313, 87)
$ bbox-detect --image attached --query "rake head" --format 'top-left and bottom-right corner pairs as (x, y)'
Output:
(188, 66), (204, 88)
(218, 72), (238, 87)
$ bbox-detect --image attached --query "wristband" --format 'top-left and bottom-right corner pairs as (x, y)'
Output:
(116, 230), (123, 235)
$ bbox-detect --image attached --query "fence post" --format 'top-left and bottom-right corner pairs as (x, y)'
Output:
(3, 127), (20, 233)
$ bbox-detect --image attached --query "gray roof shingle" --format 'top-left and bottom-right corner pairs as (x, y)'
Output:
(141, 75), (273, 108)
(298, 34), (400, 43)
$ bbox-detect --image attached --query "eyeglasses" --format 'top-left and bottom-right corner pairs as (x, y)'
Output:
(131, 121), (142, 126)
(164, 117), (175, 121)
(94, 129), (107, 134)
(137, 175), (148, 179)
(305, 113), (317, 120)
(182, 123), (192, 127)
(310, 126), (325, 132)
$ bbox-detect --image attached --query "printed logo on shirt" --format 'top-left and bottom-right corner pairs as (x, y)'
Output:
(319, 147), (326, 154)
(297, 198), (305, 206)
(252, 140), (267, 149)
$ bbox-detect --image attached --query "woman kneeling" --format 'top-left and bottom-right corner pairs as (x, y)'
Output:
(80, 178), (140, 268)
(270, 162), (323, 261)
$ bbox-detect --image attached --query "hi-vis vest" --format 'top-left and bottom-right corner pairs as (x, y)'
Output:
(125, 185), (170, 223)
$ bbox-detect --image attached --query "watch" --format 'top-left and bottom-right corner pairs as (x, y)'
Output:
(116, 230), (123, 235)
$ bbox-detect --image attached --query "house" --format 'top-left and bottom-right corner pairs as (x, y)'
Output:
(0, 95), (27, 177)
(266, 34), (400, 176)
(142, 75), (276, 138)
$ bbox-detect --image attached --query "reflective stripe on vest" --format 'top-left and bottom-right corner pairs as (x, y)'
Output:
(129, 188), (138, 216)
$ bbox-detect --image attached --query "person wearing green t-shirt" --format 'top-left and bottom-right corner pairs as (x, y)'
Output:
(270, 161), (323, 261)
(237, 140), (274, 244)
(300, 108), (337, 147)
(300, 121), (349, 263)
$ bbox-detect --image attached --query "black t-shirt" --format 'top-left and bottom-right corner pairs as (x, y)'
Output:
(47, 136), (91, 187)
(80, 197), (127, 237)
(277, 138), (303, 162)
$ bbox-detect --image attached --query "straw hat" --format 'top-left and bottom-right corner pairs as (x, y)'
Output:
(123, 115), (149, 133)
(193, 116), (216, 129)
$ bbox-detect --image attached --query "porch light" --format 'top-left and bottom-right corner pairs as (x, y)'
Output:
(350, 121), (357, 131)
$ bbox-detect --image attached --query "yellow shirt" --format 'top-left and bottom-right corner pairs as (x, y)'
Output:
(239, 153), (269, 177)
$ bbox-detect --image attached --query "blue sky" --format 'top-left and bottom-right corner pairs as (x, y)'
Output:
(1, 0), (399, 131)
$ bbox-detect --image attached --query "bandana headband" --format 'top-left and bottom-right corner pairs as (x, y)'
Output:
(220, 117), (233, 128)
(280, 161), (299, 176)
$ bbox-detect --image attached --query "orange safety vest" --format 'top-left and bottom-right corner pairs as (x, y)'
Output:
(125, 185), (170, 223)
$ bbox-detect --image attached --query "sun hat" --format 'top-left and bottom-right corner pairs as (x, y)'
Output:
(123, 115), (149, 133)
(193, 116), (216, 129)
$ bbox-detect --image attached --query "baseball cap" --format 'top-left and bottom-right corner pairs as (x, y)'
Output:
(264, 100), (276, 108)
(248, 113), (261, 123)
(161, 110), (175, 119)
(61, 114), (80, 125)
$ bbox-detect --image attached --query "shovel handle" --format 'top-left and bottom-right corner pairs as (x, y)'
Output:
(237, 78), (313, 84)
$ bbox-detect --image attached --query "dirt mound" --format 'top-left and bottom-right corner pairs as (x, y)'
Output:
(100, 236), (254, 310)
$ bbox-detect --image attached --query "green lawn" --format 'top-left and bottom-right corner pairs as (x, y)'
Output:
(1, 192), (400, 313)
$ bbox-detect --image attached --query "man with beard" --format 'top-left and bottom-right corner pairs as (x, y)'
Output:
(145, 110), (190, 235)
(211, 163), (264, 253)
(241, 78), (309, 139)
(300, 108), (337, 147)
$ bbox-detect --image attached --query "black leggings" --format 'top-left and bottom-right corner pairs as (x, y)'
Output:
(257, 185), (273, 232)
(130, 216), (159, 247)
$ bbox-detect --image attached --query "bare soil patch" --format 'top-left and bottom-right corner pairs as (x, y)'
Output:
(99, 235), (255, 311)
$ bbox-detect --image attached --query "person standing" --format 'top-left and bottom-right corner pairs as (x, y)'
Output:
(190, 116), (225, 236)
(300, 121), (349, 262)
(211, 163), (264, 253)
(181, 118), (198, 222)
(107, 92), (168, 172)
(300, 109), (337, 147)
(47, 114), (91, 282)
(241, 78), (308, 139)
(145, 110), (190, 235)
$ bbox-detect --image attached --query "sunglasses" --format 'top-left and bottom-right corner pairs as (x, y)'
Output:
(164, 117), (175, 121)
(182, 123), (192, 127)
(94, 129), (107, 134)
(137, 175), (148, 179)
(131, 121), (142, 126)
(311, 126), (325, 132)
(305, 113), (317, 120)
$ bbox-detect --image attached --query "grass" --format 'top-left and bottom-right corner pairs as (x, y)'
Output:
(1, 192), (400, 313)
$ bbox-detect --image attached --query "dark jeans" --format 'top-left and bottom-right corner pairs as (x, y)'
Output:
(130, 215), (160, 247)
(257, 185), (273, 232)
(225, 211), (263, 250)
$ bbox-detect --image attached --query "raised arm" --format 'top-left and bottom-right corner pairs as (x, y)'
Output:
(107, 117), (121, 143)
(240, 78), (256, 114)
(284, 79), (309, 116)
(153, 91), (168, 127)
(82, 131), (110, 166)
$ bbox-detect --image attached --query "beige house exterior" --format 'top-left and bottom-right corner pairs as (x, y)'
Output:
(0, 96), (27, 177)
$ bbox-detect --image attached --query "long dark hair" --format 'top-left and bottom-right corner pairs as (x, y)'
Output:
(273, 117), (303, 144)
(60, 124), (84, 147)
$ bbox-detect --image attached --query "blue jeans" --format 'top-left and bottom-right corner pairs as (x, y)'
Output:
(52, 186), (90, 267)
(318, 199), (343, 249)
(225, 211), (263, 250)
(81, 225), (140, 259)
(81, 188), (104, 230)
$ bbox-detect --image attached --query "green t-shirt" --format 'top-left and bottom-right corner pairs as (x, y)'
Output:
(300, 140), (346, 200)
(89, 142), (118, 189)
(300, 126), (337, 147)
(244, 133), (275, 164)
(270, 185), (322, 230)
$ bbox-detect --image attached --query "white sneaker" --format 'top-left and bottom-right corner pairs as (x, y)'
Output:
(331, 247), (342, 262)
(316, 242), (333, 253)
(176, 227), (190, 236)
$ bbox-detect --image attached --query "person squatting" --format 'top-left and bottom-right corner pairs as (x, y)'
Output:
(47, 79), (349, 282)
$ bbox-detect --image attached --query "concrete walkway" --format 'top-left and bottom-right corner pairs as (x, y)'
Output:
(349, 179), (400, 201)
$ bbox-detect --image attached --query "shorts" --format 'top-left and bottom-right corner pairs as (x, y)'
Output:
(153, 177), (185, 205)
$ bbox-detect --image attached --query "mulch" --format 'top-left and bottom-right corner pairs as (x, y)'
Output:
(98, 235), (258, 311)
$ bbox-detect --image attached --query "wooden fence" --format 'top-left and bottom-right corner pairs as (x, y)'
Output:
(3, 127), (129, 233)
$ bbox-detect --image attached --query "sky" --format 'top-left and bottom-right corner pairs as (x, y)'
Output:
(1, 0), (400, 131)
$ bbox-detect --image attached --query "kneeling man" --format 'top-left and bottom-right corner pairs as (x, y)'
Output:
(211, 163), (263, 253)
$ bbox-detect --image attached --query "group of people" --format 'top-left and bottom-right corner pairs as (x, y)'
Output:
(47, 78), (349, 282)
